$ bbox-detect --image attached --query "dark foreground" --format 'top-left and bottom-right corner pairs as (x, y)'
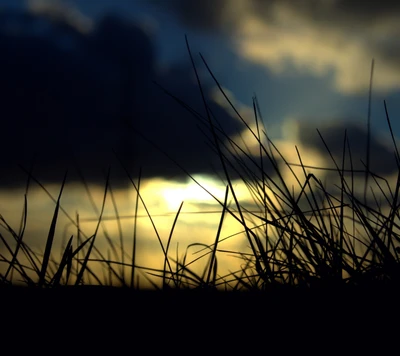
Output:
(2, 284), (399, 353)
(3, 283), (399, 319)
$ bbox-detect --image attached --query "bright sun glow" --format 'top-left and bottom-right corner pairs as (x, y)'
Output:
(161, 175), (226, 211)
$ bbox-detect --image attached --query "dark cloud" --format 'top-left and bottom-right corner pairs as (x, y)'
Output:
(295, 119), (398, 177)
(146, 0), (241, 33)
(0, 7), (270, 189)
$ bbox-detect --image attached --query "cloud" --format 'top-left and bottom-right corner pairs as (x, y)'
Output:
(26, 0), (93, 33)
(0, 6), (277, 189)
(2, 3), (396, 196)
(148, 0), (400, 95)
(277, 117), (399, 192)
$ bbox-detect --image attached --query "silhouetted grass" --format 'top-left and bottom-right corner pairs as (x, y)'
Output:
(1, 39), (400, 299)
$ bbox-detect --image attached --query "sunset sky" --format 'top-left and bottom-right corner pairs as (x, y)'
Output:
(1, 0), (400, 286)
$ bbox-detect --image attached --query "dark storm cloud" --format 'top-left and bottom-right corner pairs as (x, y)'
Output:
(0, 7), (271, 189)
(146, 0), (240, 33)
(294, 119), (398, 177)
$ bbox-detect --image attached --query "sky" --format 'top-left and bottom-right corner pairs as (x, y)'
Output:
(1, 0), (400, 286)
(1, 0), (400, 187)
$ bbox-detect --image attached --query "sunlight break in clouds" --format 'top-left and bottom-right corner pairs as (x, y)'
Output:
(160, 175), (227, 211)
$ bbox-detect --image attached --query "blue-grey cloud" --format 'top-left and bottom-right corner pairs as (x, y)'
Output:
(148, 0), (400, 42)
(147, 0), (400, 95)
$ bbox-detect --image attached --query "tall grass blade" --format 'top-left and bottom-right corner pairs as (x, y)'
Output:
(162, 201), (183, 289)
(205, 185), (229, 286)
(75, 168), (110, 286)
(38, 171), (67, 287)
(3, 194), (29, 281)
(131, 168), (142, 288)
(364, 59), (374, 205)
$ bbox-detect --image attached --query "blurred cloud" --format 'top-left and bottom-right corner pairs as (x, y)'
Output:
(294, 119), (397, 175)
(1, 1), (397, 195)
(0, 4), (277, 189)
(27, 0), (93, 33)
(273, 117), (399, 195)
(148, 0), (400, 95)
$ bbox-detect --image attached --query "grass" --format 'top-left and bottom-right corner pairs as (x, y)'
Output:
(1, 38), (400, 299)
